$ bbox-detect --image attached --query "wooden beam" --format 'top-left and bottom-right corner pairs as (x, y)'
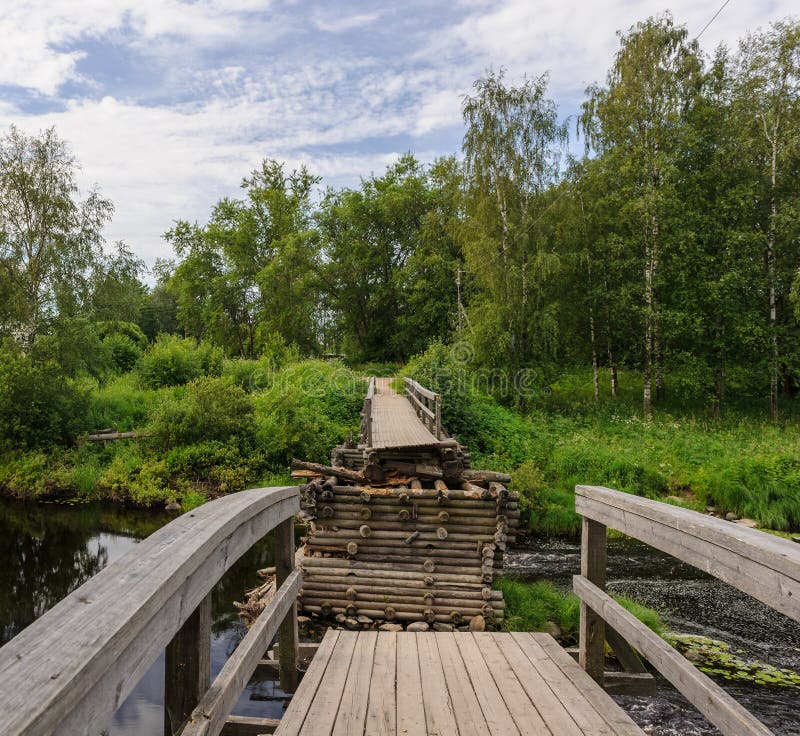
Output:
(578, 517), (606, 684)
(575, 485), (800, 622)
(164, 594), (211, 736)
(220, 715), (280, 735)
(574, 575), (772, 736)
(182, 569), (303, 736)
(275, 517), (299, 694)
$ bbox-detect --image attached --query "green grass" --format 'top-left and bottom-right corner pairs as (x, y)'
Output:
(495, 577), (664, 644)
(403, 344), (800, 534)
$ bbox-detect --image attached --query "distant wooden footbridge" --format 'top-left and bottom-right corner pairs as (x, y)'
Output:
(0, 376), (798, 735)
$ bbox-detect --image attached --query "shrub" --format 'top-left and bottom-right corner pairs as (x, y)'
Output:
(0, 346), (91, 449)
(148, 376), (255, 449)
(137, 334), (204, 388)
(103, 333), (143, 373)
(96, 320), (148, 350)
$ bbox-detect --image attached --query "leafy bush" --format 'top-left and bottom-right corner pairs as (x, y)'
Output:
(96, 321), (148, 349)
(103, 333), (143, 373)
(137, 334), (202, 388)
(0, 346), (91, 449)
(147, 376), (255, 450)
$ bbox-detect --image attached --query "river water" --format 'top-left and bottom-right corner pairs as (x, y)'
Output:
(1, 498), (798, 734)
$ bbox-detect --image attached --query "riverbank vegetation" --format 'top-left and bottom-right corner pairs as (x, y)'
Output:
(0, 14), (798, 526)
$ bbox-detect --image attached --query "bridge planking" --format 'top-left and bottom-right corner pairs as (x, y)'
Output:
(273, 631), (645, 735)
(368, 378), (443, 450)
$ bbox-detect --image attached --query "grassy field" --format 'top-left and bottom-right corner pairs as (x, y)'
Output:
(404, 345), (800, 535)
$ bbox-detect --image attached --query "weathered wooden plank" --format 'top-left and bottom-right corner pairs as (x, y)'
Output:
(576, 490), (800, 622)
(396, 633), (426, 736)
(532, 634), (644, 735)
(221, 715), (280, 735)
(332, 631), (377, 736)
(164, 593), (212, 736)
(365, 632), (396, 734)
(416, 632), (459, 735)
(299, 631), (358, 735)
(573, 575), (772, 736)
(515, 633), (616, 736)
(274, 630), (341, 736)
(436, 634), (492, 736)
(491, 633), (584, 736)
(576, 485), (800, 582)
(183, 569), (303, 736)
(579, 517), (607, 684)
(453, 633), (520, 735)
(275, 517), (299, 693)
(472, 634), (551, 735)
(0, 486), (299, 736)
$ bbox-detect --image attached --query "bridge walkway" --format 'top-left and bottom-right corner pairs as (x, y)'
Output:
(369, 377), (441, 450)
(275, 630), (644, 735)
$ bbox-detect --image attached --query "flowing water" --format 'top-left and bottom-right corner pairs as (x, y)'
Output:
(2, 498), (799, 734)
(507, 537), (800, 735)
(0, 497), (290, 734)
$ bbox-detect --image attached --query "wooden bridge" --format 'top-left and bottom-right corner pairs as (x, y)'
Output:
(0, 377), (798, 736)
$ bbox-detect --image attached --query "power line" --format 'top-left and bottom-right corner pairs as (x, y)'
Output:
(695, 0), (732, 41)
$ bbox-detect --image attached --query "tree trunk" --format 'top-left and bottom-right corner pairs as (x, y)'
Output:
(587, 258), (599, 402)
(767, 134), (779, 422)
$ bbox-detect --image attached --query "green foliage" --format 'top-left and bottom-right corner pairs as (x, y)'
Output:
(0, 346), (91, 449)
(147, 376), (254, 450)
(103, 333), (142, 373)
(253, 360), (364, 466)
(136, 334), (221, 388)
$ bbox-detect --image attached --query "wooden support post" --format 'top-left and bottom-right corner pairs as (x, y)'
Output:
(164, 593), (211, 736)
(578, 517), (606, 684)
(275, 517), (299, 693)
(435, 395), (442, 440)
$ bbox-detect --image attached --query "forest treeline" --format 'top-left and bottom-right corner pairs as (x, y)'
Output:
(1, 13), (799, 429)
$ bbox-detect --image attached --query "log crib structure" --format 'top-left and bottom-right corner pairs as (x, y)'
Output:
(291, 376), (519, 629)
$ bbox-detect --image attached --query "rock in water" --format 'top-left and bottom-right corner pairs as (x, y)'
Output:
(165, 502), (182, 512)
(406, 621), (430, 632)
(432, 623), (454, 632)
(735, 518), (758, 528)
(469, 615), (486, 632)
(379, 623), (403, 632)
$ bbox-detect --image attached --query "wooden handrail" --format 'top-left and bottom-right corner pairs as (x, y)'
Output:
(403, 377), (442, 439)
(361, 377), (376, 447)
(0, 486), (301, 736)
(574, 484), (799, 736)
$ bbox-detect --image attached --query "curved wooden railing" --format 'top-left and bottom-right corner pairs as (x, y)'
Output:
(404, 377), (442, 439)
(0, 485), (302, 736)
(574, 485), (800, 736)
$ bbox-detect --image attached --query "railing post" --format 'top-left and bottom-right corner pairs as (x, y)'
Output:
(164, 593), (211, 736)
(579, 516), (607, 684)
(435, 395), (442, 439)
(275, 517), (299, 693)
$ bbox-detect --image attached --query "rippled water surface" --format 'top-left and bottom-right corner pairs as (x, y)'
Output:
(508, 536), (800, 735)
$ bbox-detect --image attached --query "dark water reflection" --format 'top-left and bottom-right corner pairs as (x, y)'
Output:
(0, 497), (290, 735)
(508, 536), (800, 736)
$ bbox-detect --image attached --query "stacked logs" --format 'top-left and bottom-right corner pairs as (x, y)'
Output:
(293, 461), (519, 628)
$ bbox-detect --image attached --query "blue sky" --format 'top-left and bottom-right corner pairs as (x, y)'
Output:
(0, 0), (795, 267)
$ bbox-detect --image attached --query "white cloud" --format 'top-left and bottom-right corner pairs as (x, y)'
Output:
(311, 10), (381, 34)
(0, 0), (796, 271)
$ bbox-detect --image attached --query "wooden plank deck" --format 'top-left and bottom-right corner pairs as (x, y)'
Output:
(369, 378), (441, 450)
(274, 631), (644, 735)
